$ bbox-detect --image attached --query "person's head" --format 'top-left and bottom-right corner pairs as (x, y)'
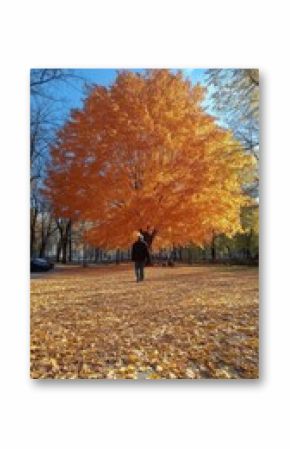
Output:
(136, 231), (144, 241)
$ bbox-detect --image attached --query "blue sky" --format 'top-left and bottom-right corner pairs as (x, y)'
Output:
(70, 68), (206, 92)
(31, 68), (221, 129)
(46, 68), (208, 119)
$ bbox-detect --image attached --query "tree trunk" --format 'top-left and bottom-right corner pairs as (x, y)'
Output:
(82, 242), (87, 267)
(30, 226), (35, 257)
(61, 238), (67, 264)
(68, 220), (72, 262)
(55, 218), (71, 264)
(30, 225), (36, 257)
(211, 243), (216, 261)
(188, 247), (193, 265)
(30, 208), (38, 257)
(94, 248), (100, 264)
(211, 232), (216, 262)
(56, 239), (62, 262)
(139, 227), (158, 266)
(39, 213), (47, 258)
(247, 229), (253, 260)
(39, 241), (47, 258)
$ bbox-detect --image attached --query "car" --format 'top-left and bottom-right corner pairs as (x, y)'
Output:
(30, 258), (54, 272)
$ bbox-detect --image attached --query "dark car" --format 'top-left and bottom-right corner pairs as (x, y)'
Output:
(30, 258), (54, 272)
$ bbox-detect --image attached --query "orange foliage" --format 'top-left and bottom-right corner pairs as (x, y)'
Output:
(44, 70), (254, 249)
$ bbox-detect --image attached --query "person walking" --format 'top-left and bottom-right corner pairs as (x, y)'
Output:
(131, 233), (150, 282)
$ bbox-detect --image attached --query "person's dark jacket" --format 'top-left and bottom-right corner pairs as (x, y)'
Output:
(131, 239), (150, 263)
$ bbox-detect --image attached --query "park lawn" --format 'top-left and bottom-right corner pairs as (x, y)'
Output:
(30, 264), (259, 379)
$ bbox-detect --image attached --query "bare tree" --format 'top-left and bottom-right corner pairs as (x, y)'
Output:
(38, 212), (58, 258)
(55, 218), (72, 264)
(205, 69), (259, 159)
(205, 69), (259, 197)
(30, 69), (82, 258)
(30, 69), (81, 98)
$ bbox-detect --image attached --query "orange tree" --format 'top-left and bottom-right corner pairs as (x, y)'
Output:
(44, 70), (255, 249)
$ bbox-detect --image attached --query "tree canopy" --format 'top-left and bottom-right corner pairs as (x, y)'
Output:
(44, 69), (255, 249)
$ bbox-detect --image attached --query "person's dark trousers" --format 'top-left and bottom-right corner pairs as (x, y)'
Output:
(135, 261), (145, 282)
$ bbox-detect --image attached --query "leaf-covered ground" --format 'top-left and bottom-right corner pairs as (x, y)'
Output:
(30, 264), (259, 379)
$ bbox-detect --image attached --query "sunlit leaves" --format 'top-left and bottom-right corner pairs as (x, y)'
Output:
(44, 70), (255, 249)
